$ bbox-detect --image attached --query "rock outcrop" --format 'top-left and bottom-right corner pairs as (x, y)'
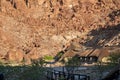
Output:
(0, 0), (120, 63)
(5, 48), (24, 62)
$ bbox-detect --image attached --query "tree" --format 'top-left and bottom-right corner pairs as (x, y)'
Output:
(108, 51), (120, 65)
(64, 55), (81, 73)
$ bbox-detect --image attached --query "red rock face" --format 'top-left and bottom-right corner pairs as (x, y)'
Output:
(0, 0), (120, 63)
(5, 48), (24, 62)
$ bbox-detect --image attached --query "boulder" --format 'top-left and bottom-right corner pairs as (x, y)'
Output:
(5, 48), (24, 62)
(26, 48), (40, 60)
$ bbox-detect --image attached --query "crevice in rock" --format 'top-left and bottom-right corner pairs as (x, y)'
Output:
(6, 0), (17, 9)
(13, 2), (17, 9)
(24, 0), (28, 7)
(0, 0), (1, 11)
(32, 42), (40, 47)
(49, 0), (52, 8)
(59, 0), (63, 6)
(108, 9), (120, 21)
(23, 49), (30, 54)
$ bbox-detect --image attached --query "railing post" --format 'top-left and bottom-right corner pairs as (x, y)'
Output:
(46, 68), (91, 80)
(87, 76), (90, 80)
(78, 75), (80, 80)
(51, 71), (53, 80)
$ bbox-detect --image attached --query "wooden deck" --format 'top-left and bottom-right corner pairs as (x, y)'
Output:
(102, 64), (120, 80)
(46, 69), (90, 80)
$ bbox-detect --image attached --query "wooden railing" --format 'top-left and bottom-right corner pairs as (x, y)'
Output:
(46, 69), (90, 80)
(0, 73), (4, 80)
(102, 64), (120, 80)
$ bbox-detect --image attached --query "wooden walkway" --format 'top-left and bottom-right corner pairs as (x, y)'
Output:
(46, 69), (90, 80)
(0, 73), (4, 80)
(102, 64), (120, 80)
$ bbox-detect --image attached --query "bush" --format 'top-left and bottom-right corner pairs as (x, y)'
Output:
(19, 65), (45, 80)
(65, 56), (80, 73)
(44, 56), (53, 61)
(108, 51), (120, 64)
(0, 59), (46, 80)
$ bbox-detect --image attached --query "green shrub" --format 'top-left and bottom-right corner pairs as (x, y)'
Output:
(65, 56), (80, 73)
(0, 59), (46, 80)
(44, 55), (53, 61)
(19, 66), (45, 80)
(108, 51), (120, 64)
(31, 58), (46, 67)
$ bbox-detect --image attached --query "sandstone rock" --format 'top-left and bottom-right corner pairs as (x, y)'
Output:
(26, 48), (40, 60)
(102, 57), (111, 63)
(5, 48), (24, 62)
(24, 48), (49, 64)
(0, 0), (120, 63)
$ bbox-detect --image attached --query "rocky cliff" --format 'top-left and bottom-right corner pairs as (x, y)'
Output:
(0, 0), (120, 64)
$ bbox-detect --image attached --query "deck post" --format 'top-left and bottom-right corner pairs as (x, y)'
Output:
(87, 76), (90, 80)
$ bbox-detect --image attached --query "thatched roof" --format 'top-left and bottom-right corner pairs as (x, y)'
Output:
(79, 49), (95, 56)
(63, 50), (76, 58)
(63, 48), (110, 61)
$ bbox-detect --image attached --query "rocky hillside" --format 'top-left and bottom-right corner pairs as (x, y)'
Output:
(0, 0), (120, 64)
